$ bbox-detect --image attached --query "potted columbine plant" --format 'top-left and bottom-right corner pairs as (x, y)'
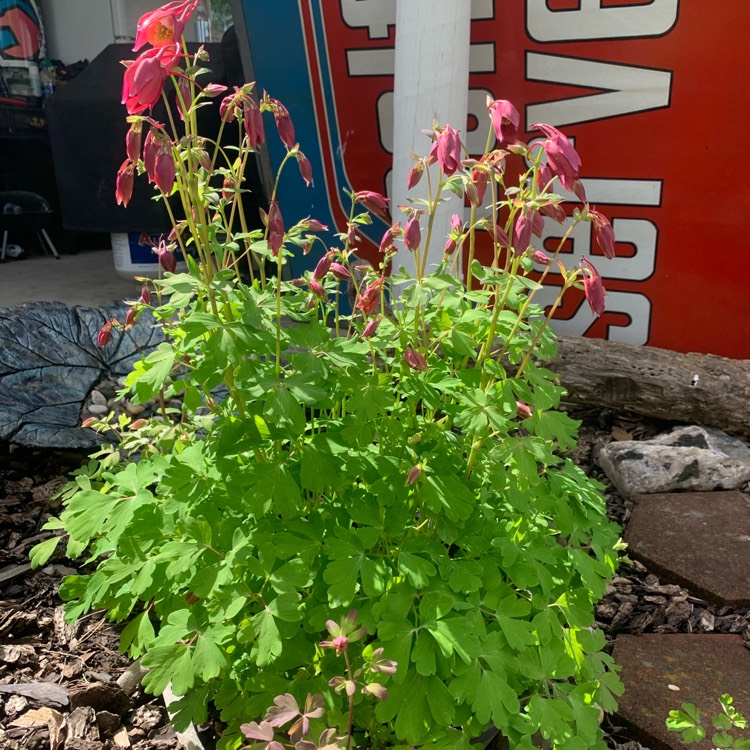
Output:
(32, 3), (624, 749)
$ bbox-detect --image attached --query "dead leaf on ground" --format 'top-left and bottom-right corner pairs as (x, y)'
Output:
(10, 706), (65, 750)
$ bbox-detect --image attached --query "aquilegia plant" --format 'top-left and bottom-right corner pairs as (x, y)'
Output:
(32, 2), (625, 749)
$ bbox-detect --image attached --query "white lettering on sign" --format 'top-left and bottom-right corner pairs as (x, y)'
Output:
(532, 287), (652, 346)
(534, 216), (657, 282)
(526, 52), (672, 127)
(341, 0), (494, 39)
(526, 0), (679, 42)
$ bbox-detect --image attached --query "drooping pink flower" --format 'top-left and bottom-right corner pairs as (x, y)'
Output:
(347, 224), (357, 246)
(405, 465), (422, 485)
(531, 250), (550, 266)
(242, 100), (265, 149)
(404, 215), (421, 251)
(531, 122), (582, 192)
(313, 254), (331, 280)
(379, 221), (401, 254)
(540, 202), (566, 224)
(488, 99), (520, 147)
(154, 148), (176, 194)
(115, 160), (135, 207)
(513, 211), (533, 256)
(143, 130), (160, 183)
(488, 222), (510, 248)
(140, 285), (152, 305)
(96, 320), (113, 347)
(531, 210), (544, 238)
(407, 161), (424, 190)
(297, 152), (313, 187)
(122, 46), (176, 114)
(536, 162), (554, 193)
(362, 317), (380, 338)
(404, 348), (428, 372)
(356, 278), (383, 314)
(433, 125), (461, 176)
(443, 237), (457, 254)
(267, 200), (284, 256)
(301, 218), (327, 232)
(580, 257), (606, 317)
(330, 262), (350, 281)
(158, 244), (178, 273)
(355, 190), (390, 221)
(133, 0), (197, 51)
(572, 179), (587, 203)
(469, 166), (488, 206)
(176, 79), (192, 120)
(362, 683), (388, 701)
(308, 279), (326, 297)
(590, 209), (616, 259)
(269, 99), (295, 149)
(125, 305), (140, 329)
(516, 401), (533, 420)
(125, 121), (142, 162)
(450, 213), (463, 234)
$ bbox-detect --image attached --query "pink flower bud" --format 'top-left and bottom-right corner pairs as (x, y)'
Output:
(362, 683), (388, 701)
(531, 250), (550, 266)
(404, 348), (428, 372)
(125, 305), (139, 329)
(96, 321), (113, 347)
(435, 125), (461, 176)
(143, 130), (160, 183)
(154, 149), (176, 194)
(513, 211), (533, 256)
(443, 237), (457, 254)
(302, 218), (327, 232)
(158, 247), (177, 273)
(450, 213), (463, 234)
(126, 121), (142, 162)
(129, 418), (148, 430)
(407, 161), (424, 190)
(540, 202), (566, 224)
(297, 152), (313, 186)
(176, 79), (192, 120)
(243, 100), (265, 148)
(531, 210), (544, 238)
(516, 401), (533, 420)
(81, 417), (97, 428)
(470, 167), (488, 206)
(330, 262), (351, 280)
(572, 179), (587, 204)
(267, 200), (284, 256)
(347, 224), (358, 246)
(270, 98), (295, 149)
(115, 160), (135, 207)
(355, 190), (390, 221)
(308, 279), (326, 297)
(362, 317), (381, 338)
(379, 221), (401, 254)
(313, 255), (331, 280)
(488, 223), (510, 248)
(590, 209), (616, 259)
(405, 465), (421, 485)
(203, 82), (227, 97)
(531, 122), (582, 192)
(404, 216), (421, 251)
(581, 257), (606, 317)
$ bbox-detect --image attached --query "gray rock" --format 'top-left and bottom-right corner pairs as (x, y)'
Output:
(597, 425), (750, 497)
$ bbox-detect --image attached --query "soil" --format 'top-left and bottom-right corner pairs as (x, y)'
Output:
(1, 407), (748, 750)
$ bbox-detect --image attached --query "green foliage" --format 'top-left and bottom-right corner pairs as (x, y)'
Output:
(29, 14), (625, 750)
(667, 695), (750, 749)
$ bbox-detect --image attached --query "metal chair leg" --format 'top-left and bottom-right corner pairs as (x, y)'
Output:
(38, 228), (60, 259)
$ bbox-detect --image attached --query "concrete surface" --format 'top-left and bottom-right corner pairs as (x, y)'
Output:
(0, 249), (142, 308)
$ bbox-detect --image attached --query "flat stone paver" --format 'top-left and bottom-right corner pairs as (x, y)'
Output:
(613, 634), (750, 750)
(624, 491), (750, 606)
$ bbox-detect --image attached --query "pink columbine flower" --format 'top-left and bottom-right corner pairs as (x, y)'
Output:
(531, 122), (582, 192)
(154, 148), (175, 194)
(143, 130), (159, 183)
(432, 125), (461, 176)
(140, 285), (152, 305)
(355, 190), (390, 221)
(270, 98), (295, 149)
(313, 255), (331, 280)
(308, 279), (326, 297)
(590, 209), (616, 259)
(540, 202), (566, 224)
(331, 635), (348, 652)
(531, 210), (544, 238)
(404, 215), (421, 251)
(450, 213), (463, 234)
(531, 250), (551, 266)
(330, 262), (350, 280)
(97, 320), (113, 347)
(362, 317), (380, 338)
(267, 200), (284, 256)
(125, 121), (142, 162)
(407, 161), (424, 190)
(356, 280), (382, 314)
(488, 99), (520, 147)
(297, 152), (313, 187)
(487, 222), (510, 249)
(404, 348), (428, 372)
(379, 221), (401, 254)
(243, 100), (265, 149)
(125, 305), (140, 329)
(122, 46), (177, 114)
(158, 245), (177, 273)
(572, 179), (587, 203)
(115, 160), (135, 207)
(580, 257), (606, 317)
(405, 465), (422, 485)
(516, 401), (533, 420)
(536, 162), (554, 193)
(443, 237), (457, 254)
(513, 210), (533, 256)
(301, 218), (327, 232)
(133, 0), (197, 51)
(470, 166), (488, 207)
(176, 79), (192, 120)
(362, 683), (388, 701)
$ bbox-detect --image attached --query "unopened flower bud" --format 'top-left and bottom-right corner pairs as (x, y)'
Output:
(406, 465), (422, 485)
(129, 418), (148, 430)
(97, 320), (113, 347)
(313, 255), (331, 280)
(516, 401), (533, 420)
(330, 262), (351, 280)
(362, 317), (380, 338)
(404, 348), (428, 372)
(158, 247), (177, 273)
(407, 160), (424, 190)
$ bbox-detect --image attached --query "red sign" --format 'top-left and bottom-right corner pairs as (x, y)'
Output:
(244, 1), (749, 357)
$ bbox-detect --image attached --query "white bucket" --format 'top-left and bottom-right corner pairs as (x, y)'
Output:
(111, 233), (187, 280)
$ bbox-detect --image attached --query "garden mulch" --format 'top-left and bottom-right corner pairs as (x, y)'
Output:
(1, 407), (749, 750)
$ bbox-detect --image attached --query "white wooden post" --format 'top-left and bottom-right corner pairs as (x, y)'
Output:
(391, 0), (471, 281)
